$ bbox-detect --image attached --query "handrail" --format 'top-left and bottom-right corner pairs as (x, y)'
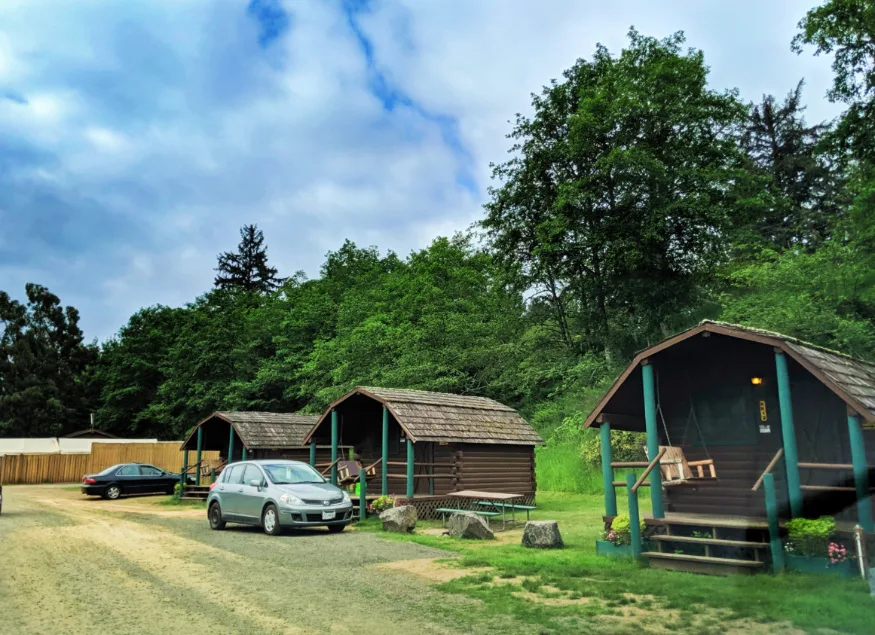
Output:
(358, 459), (382, 482)
(610, 461), (649, 468)
(752, 448), (783, 492)
(631, 447), (667, 493)
(319, 458), (341, 477)
(797, 462), (853, 469)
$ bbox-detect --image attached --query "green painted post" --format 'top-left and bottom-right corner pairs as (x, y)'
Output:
(331, 409), (339, 486)
(309, 441), (317, 467)
(775, 351), (803, 517)
(601, 422), (617, 516)
(242, 447), (248, 461)
(359, 473), (367, 521)
(763, 473), (785, 572)
(641, 362), (664, 519)
(406, 439), (415, 499)
(626, 472), (641, 560)
(181, 450), (188, 489)
(195, 427), (203, 486)
(381, 406), (389, 495)
(228, 424), (235, 463)
(210, 467), (216, 483)
(848, 413), (873, 532)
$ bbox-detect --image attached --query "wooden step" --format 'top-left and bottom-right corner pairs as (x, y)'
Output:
(180, 495), (208, 501)
(651, 535), (769, 548)
(644, 552), (765, 576)
(646, 515), (768, 530)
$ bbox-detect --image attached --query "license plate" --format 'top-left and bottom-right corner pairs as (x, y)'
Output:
(322, 510), (336, 520)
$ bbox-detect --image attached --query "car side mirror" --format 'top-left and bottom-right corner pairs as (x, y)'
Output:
(249, 479), (262, 489)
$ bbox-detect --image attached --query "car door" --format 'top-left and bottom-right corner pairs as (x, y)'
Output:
(115, 464), (142, 493)
(217, 464), (245, 518)
(238, 464), (268, 521)
(138, 465), (165, 493)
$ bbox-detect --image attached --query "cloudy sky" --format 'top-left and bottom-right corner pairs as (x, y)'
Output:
(0, 0), (841, 341)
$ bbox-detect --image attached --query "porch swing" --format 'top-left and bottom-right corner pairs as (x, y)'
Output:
(644, 371), (718, 487)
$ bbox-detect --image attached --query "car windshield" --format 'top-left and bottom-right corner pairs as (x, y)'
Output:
(263, 463), (324, 485)
(97, 464), (124, 476)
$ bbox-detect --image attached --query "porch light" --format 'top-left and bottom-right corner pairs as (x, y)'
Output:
(751, 377), (763, 385)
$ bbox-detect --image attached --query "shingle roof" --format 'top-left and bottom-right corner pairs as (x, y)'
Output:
(215, 412), (319, 448)
(310, 387), (543, 446)
(584, 320), (875, 428)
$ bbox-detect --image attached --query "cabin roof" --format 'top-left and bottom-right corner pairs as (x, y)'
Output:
(182, 411), (320, 450)
(584, 320), (875, 429)
(305, 386), (544, 446)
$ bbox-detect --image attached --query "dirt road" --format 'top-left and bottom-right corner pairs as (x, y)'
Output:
(0, 485), (513, 635)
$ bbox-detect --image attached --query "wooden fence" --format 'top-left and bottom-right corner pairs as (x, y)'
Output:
(0, 442), (220, 485)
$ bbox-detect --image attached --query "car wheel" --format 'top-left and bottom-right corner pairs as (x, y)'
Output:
(104, 485), (122, 500)
(328, 524), (345, 534)
(262, 504), (282, 536)
(209, 503), (226, 530)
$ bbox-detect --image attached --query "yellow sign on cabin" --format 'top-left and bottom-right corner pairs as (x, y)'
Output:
(759, 400), (768, 422)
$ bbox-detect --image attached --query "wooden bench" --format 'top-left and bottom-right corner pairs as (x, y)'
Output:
(476, 502), (536, 521)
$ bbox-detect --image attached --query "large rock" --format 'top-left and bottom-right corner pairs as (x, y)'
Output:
(522, 520), (564, 549)
(380, 505), (417, 533)
(446, 512), (495, 540)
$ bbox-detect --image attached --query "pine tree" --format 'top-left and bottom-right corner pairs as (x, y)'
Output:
(214, 224), (283, 293)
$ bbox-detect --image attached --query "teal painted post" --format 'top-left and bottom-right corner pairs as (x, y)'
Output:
(195, 427), (203, 486)
(309, 442), (317, 467)
(848, 413), (873, 532)
(763, 473), (785, 572)
(181, 450), (188, 489)
(242, 447), (248, 461)
(381, 406), (389, 495)
(210, 467), (216, 483)
(331, 409), (339, 486)
(228, 424), (235, 463)
(359, 473), (367, 520)
(406, 439), (415, 499)
(601, 423), (617, 516)
(775, 351), (803, 517)
(626, 472), (641, 560)
(641, 362), (664, 518)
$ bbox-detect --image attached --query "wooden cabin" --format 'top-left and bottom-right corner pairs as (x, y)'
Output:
(303, 387), (543, 517)
(586, 321), (875, 575)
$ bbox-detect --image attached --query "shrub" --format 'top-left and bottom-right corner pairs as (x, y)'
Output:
(604, 513), (646, 545)
(581, 429), (647, 466)
(368, 494), (397, 514)
(784, 516), (836, 557)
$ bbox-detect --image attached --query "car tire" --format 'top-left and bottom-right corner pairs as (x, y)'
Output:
(262, 504), (282, 536)
(209, 503), (226, 530)
(328, 524), (345, 534)
(104, 484), (122, 500)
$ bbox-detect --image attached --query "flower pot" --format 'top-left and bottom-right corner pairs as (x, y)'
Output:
(785, 553), (854, 577)
(596, 540), (633, 558)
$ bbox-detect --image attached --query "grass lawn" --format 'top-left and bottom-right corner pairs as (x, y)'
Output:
(362, 491), (874, 634)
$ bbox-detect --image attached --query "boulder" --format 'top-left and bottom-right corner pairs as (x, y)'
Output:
(380, 505), (417, 533)
(522, 520), (564, 549)
(446, 512), (495, 540)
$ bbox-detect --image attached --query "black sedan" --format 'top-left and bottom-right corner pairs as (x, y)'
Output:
(81, 463), (182, 500)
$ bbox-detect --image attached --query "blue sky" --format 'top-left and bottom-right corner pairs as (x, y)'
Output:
(0, 0), (841, 341)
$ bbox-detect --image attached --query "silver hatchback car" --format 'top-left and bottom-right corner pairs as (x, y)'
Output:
(206, 460), (354, 535)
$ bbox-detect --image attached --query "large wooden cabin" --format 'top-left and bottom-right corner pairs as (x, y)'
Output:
(586, 321), (875, 575)
(303, 387), (543, 517)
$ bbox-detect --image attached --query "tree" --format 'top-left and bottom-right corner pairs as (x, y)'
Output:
(0, 284), (98, 436)
(740, 81), (846, 250)
(215, 224), (283, 292)
(483, 30), (750, 359)
(793, 0), (875, 163)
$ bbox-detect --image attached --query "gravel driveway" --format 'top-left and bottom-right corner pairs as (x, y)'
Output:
(0, 485), (516, 634)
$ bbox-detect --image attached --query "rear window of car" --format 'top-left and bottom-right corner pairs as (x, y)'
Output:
(139, 465), (162, 476)
(97, 464), (123, 476)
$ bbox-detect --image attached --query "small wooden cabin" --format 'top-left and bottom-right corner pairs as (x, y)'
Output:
(303, 387), (543, 515)
(586, 321), (875, 574)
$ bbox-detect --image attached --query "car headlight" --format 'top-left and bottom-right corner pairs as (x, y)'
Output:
(280, 493), (303, 506)
(341, 491), (351, 503)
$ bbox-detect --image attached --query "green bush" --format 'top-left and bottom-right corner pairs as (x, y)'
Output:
(785, 516), (836, 557)
(604, 513), (646, 545)
(581, 428), (646, 466)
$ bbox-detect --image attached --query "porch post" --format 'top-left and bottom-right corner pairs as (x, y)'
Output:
(763, 473), (785, 572)
(228, 424), (235, 463)
(181, 450), (188, 489)
(242, 447), (248, 461)
(775, 350), (803, 517)
(381, 405), (389, 495)
(406, 438), (415, 499)
(195, 426), (203, 486)
(359, 472), (367, 520)
(626, 472), (641, 560)
(331, 409), (339, 486)
(309, 441), (317, 467)
(847, 412), (873, 532)
(600, 422), (617, 516)
(641, 361), (664, 519)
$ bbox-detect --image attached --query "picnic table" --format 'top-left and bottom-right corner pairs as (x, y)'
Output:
(444, 490), (525, 530)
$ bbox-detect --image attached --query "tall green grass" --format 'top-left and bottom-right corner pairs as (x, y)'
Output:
(536, 442), (603, 494)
